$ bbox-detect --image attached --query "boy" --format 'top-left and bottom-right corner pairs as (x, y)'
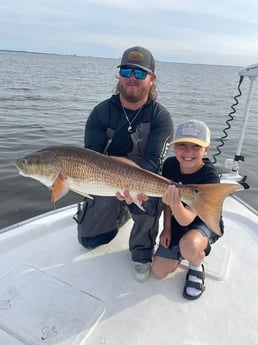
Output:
(152, 119), (223, 300)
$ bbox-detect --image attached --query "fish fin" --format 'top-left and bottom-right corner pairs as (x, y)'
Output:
(135, 203), (145, 212)
(51, 175), (69, 203)
(129, 191), (146, 211)
(70, 188), (94, 200)
(188, 182), (243, 237)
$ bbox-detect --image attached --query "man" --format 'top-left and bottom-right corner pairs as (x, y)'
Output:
(75, 46), (173, 282)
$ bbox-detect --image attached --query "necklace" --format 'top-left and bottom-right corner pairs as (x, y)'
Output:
(122, 106), (143, 133)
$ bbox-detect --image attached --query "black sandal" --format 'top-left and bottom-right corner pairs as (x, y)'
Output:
(183, 264), (205, 300)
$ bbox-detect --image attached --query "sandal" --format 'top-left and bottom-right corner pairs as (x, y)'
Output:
(183, 264), (205, 300)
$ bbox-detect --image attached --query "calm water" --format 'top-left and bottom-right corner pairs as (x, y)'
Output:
(0, 51), (257, 229)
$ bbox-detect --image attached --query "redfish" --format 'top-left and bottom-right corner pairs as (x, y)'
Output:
(15, 146), (244, 236)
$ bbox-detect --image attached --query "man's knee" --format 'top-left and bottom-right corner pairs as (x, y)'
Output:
(75, 196), (122, 241)
(79, 228), (118, 249)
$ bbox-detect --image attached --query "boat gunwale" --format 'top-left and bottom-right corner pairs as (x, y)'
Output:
(0, 195), (257, 236)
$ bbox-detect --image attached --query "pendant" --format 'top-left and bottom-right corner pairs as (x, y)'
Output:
(128, 125), (133, 133)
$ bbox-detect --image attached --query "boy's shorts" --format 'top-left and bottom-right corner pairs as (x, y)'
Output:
(154, 221), (218, 261)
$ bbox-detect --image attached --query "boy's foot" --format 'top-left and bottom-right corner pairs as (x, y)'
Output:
(183, 264), (205, 300)
(131, 261), (151, 283)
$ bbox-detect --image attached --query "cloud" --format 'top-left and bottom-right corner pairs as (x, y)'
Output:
(0, 0), (258, 65)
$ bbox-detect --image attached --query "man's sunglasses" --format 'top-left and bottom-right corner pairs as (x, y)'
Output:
(119, 67), (149, 80)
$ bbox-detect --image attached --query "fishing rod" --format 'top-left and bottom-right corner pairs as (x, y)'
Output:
(215, 63), (258, 183)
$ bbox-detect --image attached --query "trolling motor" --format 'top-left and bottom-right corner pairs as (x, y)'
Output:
(213, 63), (258, 186)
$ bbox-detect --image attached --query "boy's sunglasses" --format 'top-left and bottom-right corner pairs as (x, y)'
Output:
(119, 67), (149, 80)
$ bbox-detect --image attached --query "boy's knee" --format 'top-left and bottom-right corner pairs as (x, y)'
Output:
(152, 263), (172, 279)
(152, 257), (178, 279)
(152, 267), (167, 279)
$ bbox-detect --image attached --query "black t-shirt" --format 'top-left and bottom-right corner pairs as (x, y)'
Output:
(162, 156), (220, 184)
(162, 156), (224, 237)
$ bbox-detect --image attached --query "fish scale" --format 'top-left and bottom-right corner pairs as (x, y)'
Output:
(57, 146), (169, 193)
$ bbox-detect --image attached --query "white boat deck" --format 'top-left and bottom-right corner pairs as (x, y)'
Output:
(0, 195), (257, 345)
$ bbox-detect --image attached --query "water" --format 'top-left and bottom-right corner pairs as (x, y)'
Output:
(0, 51), (257, 229)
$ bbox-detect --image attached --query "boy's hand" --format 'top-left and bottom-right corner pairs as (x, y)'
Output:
(162, 185), (181, 208)
(159, 228), (171, 248)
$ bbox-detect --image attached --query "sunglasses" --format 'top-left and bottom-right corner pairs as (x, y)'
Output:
(119, 67), (149, 80)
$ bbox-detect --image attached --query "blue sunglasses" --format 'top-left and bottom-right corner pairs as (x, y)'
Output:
(119, 67), (149, 80)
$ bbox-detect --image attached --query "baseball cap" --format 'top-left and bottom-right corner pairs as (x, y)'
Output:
(117, 46), (155, 74)
(171, 120), (210, 147)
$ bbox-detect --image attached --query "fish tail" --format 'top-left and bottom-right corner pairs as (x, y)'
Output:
(190, 182), (243, 237)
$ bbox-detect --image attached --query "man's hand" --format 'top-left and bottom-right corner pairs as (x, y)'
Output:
(116, 191), (148, 205)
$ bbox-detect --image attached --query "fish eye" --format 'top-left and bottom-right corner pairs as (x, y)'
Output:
(21, 159), (28, 164)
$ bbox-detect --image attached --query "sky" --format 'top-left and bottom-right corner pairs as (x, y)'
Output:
(1, 0), (258, 66)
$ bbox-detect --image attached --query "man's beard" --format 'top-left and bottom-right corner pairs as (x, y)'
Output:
(119, 82), (149, 103)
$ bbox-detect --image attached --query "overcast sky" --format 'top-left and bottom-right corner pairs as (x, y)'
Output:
(1, 0), (258, 66)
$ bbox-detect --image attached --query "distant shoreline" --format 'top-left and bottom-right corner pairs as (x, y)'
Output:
(0, 49), (238, 68)
(0, 49), (121, 62)
(0, 49), (78, 57)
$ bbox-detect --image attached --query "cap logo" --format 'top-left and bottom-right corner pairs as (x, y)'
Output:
(127, 51), (144, 62)
(182, 123), (200, 137)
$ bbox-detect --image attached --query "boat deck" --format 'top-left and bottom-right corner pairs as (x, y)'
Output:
(0, 195), (257, 345)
